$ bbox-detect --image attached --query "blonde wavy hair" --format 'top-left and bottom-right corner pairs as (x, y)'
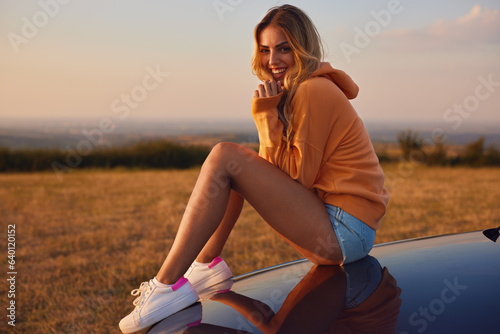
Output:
(252, 4), (324, 144)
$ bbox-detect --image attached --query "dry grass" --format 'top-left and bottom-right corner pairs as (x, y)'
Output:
(0, 165), (499, 333)
(377, 164), (500, 242)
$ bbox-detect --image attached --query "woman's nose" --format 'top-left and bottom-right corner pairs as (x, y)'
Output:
(269, 51), (280, 65)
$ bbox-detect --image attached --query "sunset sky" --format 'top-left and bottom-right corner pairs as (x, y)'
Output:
(1, 0), (499, 128)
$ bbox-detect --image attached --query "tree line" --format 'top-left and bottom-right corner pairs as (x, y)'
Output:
(378, 129), (500, 167)
(0, 140), (210, 173)
(1, 132), (499, 173)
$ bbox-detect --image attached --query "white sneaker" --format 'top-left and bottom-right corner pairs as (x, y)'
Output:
(119, 277), (199, 334)
(184, 256), (233, 294)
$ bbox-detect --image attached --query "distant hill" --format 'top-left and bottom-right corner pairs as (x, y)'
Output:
(0, 117), (499, 150)
(0, 118), (259, 150)
(364, 120), (500, 146)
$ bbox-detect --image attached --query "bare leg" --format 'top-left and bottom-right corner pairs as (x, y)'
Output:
(196, 190), (243, 263)
(156, 143), (342, 284)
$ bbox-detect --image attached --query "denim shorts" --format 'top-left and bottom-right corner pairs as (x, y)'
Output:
(324, 204), (376, 264)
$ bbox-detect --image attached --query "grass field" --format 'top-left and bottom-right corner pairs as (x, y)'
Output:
(1, 164), (499, 333)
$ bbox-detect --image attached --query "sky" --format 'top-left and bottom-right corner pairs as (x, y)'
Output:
(0, 0), (499, 129)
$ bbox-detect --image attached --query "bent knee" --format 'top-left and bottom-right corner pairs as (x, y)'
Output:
(211, 142), (240, 152)
(204, 142), (255, 173)
(208, 142), (257, 164)
(205, 142), (238, 164)
(208, 142), (244, 160)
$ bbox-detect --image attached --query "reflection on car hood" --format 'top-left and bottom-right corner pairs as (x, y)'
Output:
(147, 230), (500, 334)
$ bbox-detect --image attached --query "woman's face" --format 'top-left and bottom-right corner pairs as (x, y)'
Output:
(259, 25), (295, 82)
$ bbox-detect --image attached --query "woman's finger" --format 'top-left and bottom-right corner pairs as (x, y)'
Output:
(263, 81), (271, 96)
(256, 80), (283, 98)
(264, 80), (276, 96)
(270, 80), (279, 96)
(258, 84), (266, 98)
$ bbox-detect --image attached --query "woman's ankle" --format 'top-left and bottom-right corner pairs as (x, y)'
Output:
(195, 254), (218, 264)
(156, 267), (183, 285)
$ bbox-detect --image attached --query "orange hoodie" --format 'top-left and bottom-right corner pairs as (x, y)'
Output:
(251, 62), (389, 229)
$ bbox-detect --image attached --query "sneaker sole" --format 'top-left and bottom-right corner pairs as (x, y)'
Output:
(119, 286), (199, 334)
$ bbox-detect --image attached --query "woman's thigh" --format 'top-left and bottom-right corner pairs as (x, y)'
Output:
(209, 142), (343, 264)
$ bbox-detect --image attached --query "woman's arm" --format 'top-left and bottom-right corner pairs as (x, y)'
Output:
(252, 77), (353, 189)
(252, 80), (285, 163)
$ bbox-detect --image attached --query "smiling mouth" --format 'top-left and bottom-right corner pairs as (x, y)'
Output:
(269, 67), (287, 75)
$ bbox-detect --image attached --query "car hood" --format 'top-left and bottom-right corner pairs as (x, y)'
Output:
(148, 229), (500, 334)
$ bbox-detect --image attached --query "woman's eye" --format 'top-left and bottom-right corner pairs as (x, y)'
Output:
(259, 47), (290, 54)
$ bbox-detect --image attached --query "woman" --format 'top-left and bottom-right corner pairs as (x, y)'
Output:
(119, 5), (389, 333)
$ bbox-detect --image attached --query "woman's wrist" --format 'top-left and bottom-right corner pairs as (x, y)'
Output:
(252, 92), (283, 114)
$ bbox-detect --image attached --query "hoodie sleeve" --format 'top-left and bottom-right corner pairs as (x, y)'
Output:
(252, 77), (350, 189)
(251, 92), (285, 163)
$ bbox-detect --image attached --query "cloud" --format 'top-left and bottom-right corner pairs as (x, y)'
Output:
(382, 5), (500, 50)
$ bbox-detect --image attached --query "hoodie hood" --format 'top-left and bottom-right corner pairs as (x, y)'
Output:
(312, 62), (359, 100)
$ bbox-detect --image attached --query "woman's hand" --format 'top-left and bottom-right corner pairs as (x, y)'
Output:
(254, 80), (283, 98)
